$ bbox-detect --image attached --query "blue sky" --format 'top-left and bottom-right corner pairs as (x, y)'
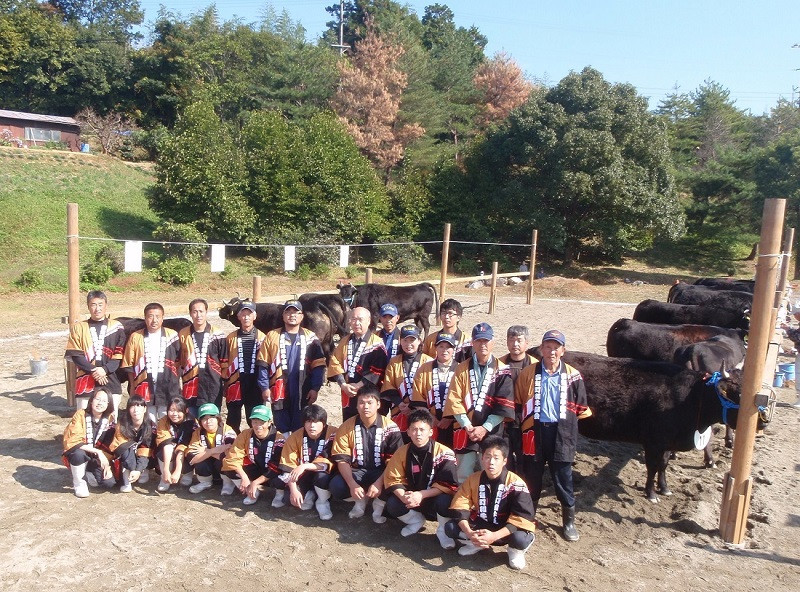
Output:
(136, 1), (800, 114)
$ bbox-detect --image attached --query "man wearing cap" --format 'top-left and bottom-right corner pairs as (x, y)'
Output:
(381, 325), (432, 433)
(222, 302), (269, 432)
(377, 303), (401, 363)
(444, 323), (515, 483)
(65, 290), (127, 415)
(257, 300), (327, 434)
(514, 329), (591, 542)
(221, 405), (287, 507)
(328, 306), (388, 422)
(121, 302), (182, 421)
(422, 299), (471, 363)
(411, 332), (459, 448)
(179, 298), (227, 418)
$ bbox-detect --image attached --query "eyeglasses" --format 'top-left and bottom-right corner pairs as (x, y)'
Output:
(441, 311), (459, 317)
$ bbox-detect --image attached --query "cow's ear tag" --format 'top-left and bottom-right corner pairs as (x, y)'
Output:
(694, 427), (712, 450)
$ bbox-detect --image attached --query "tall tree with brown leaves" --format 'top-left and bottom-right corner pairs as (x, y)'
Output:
(331, 19), (424, 181)
(474, 52), (533, 129)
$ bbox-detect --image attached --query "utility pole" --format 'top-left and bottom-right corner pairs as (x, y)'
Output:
(330, 0), (350, 55)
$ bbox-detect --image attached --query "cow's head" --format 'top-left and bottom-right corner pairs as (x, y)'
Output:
(337, 282), (357, 306)
(707, 369), (767, 430)
(219, 295), (244, 323)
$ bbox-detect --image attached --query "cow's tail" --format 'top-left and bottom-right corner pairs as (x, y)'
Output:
(318, 302), (349, 336)
(422, 282), (439, 319)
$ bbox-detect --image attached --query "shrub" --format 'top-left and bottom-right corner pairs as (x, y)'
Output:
(81, 260), (114, 285)
(453, 259), (481, 276)
(154, 258), (196, 286)
(292, 264), (313, 281)
(344, 265), (361, 279)
(385, 244), (429, 274)
(15, 269), (43, 291)
(312, 263), (332, 279)
(94, 243), (125, 274)
(152, 221), (207, 262)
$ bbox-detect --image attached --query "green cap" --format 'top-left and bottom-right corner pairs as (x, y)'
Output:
(249, 405), (273, 422)
(197, 403), (220, 418)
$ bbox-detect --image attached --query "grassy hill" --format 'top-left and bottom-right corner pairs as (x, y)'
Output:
(0, 147), (159, 291)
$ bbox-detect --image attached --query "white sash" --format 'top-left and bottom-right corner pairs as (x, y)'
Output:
(85, 415), (109, 446)
(248, 436), (274, 465)
(346, 337), (367, 379)
(431, 363), (455, 410)
(467, 364), (494, 414)
(144, 331), (166, 379)
(237, 333), (258, 375)
(354, 422), (384, 467)
(531, 365), (569, 421)
(89, 323), (107, 363)
(191, 330), (209, 370)
(281, 331), (308, 372)
(401, 358), (421, 397)
(302, 435), (326, 463)
(478, 482), (505, 525)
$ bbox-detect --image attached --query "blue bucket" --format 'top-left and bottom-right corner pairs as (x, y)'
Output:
(778, 363), (795, 381)
(774, 372), (785, 388)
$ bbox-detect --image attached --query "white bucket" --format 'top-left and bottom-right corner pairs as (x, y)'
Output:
(30, 359), (48, 376)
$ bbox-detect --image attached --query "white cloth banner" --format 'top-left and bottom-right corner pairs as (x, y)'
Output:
(210, 244), (225, 272)
(339, 245), (349, 268)
(284, 245), (296, 271)
(124, 241), (142, 272)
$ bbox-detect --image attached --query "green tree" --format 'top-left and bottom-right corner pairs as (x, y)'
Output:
(427, 67), (683, 264)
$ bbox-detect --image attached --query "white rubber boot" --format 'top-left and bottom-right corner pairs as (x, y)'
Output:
(397, 510), (426, 536)
(372, 498), (387, 524)
(300, 489), (316, 511)
(70, 463), (89, 498)
(507, 547), (526, 570)
(271, 489), (286, 508)
(314, 486), (333, 520)
(120, 468), (132, 493)
(221, 475), (236, 495)
(436, 514), (456, 549)
(189, 475), (213, 494)
(179, 473), (193, 487)
(243, 486), (261, 506)
(157, 461), (170, 492)
(137, 469), (150, 485)
(348, 498), (367, 519)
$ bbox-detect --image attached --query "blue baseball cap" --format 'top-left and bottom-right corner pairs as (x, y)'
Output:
(284, 300), (303, 312)
(380, 303), (399, 317)
(435, 333), (457, 347)
(400, 325), (420, 339)
(472, 323), (494, 341)
(542, 329), (566, 346)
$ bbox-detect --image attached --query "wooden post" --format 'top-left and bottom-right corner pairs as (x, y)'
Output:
(488, 262), (499, 314)
(365, 267), (373, 284)
(439, 223), (451, 326)
(252, 275), (262, 303)
(769, 227), (794, 331)
(527, 229), (538, 305)
(67, 203), (80, 326)
(720, 198), (786, 544)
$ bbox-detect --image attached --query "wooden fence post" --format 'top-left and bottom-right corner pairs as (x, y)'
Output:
(527, 229), (538, 305)
(488, 262), (498, 314)
(439, 223), (451, 326)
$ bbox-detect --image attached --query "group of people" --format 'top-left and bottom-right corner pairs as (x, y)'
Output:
(63, 290), (592, 570)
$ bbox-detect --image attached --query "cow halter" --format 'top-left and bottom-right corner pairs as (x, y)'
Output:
(706, 372), (739, 426)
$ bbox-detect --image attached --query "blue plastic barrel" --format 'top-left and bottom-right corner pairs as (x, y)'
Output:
(778, 363), (795, 381)
(774, 372), (785, 388)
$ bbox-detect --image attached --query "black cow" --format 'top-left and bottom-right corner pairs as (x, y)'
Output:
(693, 278), (755, 293)
(633, 299), (750, 331)
(336, 281), (438, 335)
(117, 316), (192, 339)
(668, 284), (753, 312)
(606, 318), (745, 362)
(528, 349), (747, 501)
(218, 295), (346, 361)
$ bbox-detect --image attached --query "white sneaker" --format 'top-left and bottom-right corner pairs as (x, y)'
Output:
(85, 472), (98, 488)
(507, 547), (526, 570)
(189, 480), (213, 494)
(458, 542), (484, 556)
(157, 480), (170, 493)
(348, 499), (367, 519)
(271, 490), (286, 508)
(73, 481), (89, 498)
(179, 474), (193, 487)
(120, 483), (133, 493)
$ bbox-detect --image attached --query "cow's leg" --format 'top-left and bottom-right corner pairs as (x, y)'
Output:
(420, 314), (430, 337)
(725, 426), (735, 448)
(656, 450), (672, 497)
(643, 448), (659, 502)
(703, 438), (716, 468)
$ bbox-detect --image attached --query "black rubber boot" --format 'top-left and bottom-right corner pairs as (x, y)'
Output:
(562, 505), (579, 542)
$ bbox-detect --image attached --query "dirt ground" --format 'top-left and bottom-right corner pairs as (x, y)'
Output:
(1, 279), (799, 591)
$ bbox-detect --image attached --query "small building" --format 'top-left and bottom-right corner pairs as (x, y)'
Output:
(0, 109), (81, 151)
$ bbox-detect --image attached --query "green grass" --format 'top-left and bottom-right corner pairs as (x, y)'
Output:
(0, 148), (159, 290)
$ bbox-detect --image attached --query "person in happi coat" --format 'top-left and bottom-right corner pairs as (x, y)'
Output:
(410, 333), (459, 448)
(185, 403), (238, 495)
(382, 408), (459, 548)
(221, 405), (286, 507)
(422, 299), (471, 363)
(498, 325), (536, 472)
(257, 300), (326, 434)
(109, 395), (156, 492)
(279, 404), (337, 520)
(328, 384), (403, 523)
(328, 306), (388, 422)
(65, 290), (127, 415)
(178, 298), (226, 418)
(445, 435), (535, 570)
(62, 388), (116, 497)
(221, 301), (269, 432)
(514, 329), (591, 542)
(377, 303), (401, 364)
(121, 302), (181, 422)
(154, 397), (196, 492)
(443, 323), (514, 483)
(380, 325), (432, 434)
